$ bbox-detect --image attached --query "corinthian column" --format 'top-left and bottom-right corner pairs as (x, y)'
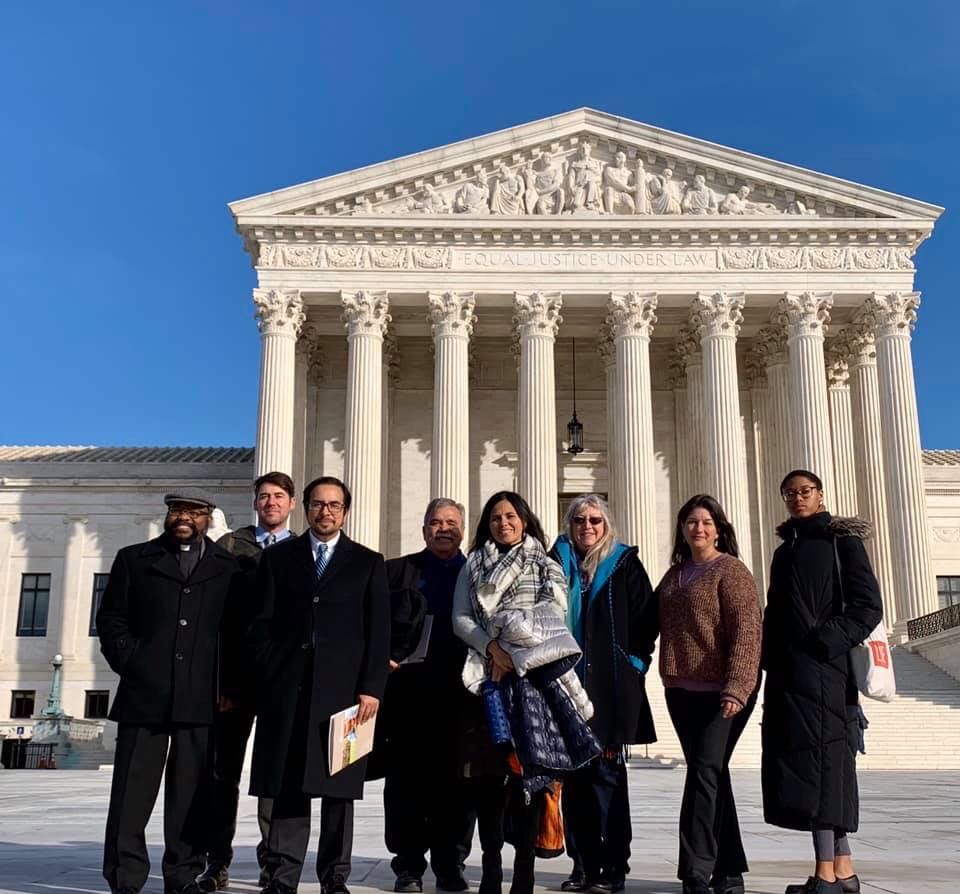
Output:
(675, 326), (705, 496)
(865, 292), (937, 630)
(757, 325), (791, 533)
(744, 356), (771, 593)
(825, 344), (859, 517)
(254, 289), (305, 477)
(58, 515), (88, 658)
(691, 292), (752, 571)
(607, 291), (659, 572)
(842, 323), (897, 626)
(342, 290), (390, 549)
(776, 291), (836, 498)
(429, 291), (475, 519)
(514, 292), (562, 538)
(598, 326), (619, 514)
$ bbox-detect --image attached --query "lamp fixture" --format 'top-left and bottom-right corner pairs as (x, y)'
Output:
(566, 337), (584, 455)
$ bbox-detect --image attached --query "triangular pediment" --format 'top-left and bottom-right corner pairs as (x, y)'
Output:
(229, 108), (942, 223)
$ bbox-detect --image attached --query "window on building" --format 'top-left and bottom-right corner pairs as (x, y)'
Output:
(937, 576), (960, 609)
(84, 690), (110, 720)
(89, 573), (110, 636)
(10, 690), (35, 719)
(16, 574), (51, 637)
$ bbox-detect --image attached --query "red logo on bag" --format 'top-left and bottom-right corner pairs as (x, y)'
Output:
(869, 640), (890, 668)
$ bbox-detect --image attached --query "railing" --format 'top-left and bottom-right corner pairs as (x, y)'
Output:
(907, 603), (960, 640)
(3, 742), (57, 769)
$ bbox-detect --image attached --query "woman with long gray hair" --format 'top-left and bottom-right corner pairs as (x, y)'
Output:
(549, 494), (659, 894)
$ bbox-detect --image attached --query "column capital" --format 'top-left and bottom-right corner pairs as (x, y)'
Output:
(597, 324), (616, 368)
(341, 290), (391, 338)
(607, 291), (658, 339)
(674, 324), (702, 367)
(775, 291), (833, 339)
(428, 291), (476, 339)
(825, 342), (851, 389)
(754, 325), (788, 366)
(298, 324), (326, 386)
(691, 291), (744, 339)
(513, 291), (563, 339)
(253, 288), (305, 336)
(383, 324), (400, 386)
(865, 291), (921, 339)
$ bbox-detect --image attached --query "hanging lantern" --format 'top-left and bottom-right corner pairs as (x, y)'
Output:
(566, 337), (584, 455)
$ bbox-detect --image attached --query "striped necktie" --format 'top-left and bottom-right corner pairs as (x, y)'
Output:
(265, 533), (277, 548)
(315, 541), (329, 578)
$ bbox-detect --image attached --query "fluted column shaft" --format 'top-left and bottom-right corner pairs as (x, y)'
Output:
(746, 372), (772, 595)
(342, 290), (390, 549)
(845, 327), (898, 627)
(826, 352), (859, 517)
(868, 292), (937, 630)
(599, 330), (619, 513)
(430, 292), (475, 520)
(670, 365), (692, 508)
(515, 292), (562, 538)
(692, 292), (752, 571)
(676, 327), (705, 497)
(254, 289), (305, 477)
(778, 291), (836, 498)
(608, 292), (659, 573)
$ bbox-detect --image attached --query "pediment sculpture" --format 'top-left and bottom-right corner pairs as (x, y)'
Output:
(351, 139), (817, 218)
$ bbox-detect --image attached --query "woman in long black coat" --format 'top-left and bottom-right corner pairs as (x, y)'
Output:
(550, 493), (658, 894)
(762, 470), (883, 894)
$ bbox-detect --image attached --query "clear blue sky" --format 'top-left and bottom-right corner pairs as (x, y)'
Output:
(2, 1), (958, 447)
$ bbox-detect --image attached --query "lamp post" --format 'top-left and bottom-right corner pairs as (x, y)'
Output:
(41, 653), (65, 717)
(566, 338), (584, 455)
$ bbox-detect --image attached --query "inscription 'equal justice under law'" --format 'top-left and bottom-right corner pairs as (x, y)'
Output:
(458, 249), (717, 270)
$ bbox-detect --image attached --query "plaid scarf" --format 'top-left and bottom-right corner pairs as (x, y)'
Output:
(466, 534), (566, 628)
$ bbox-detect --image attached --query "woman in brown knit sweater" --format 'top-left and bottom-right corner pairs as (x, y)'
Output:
(655, 494), (762, 894)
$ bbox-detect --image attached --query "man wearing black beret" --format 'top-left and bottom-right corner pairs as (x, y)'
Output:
(97, 489), (241, 894)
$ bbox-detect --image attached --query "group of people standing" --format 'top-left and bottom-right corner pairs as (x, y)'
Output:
(96, 466), (883, 894)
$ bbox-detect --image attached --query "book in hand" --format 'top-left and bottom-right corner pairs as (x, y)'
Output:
(401, 614), (434, 665)
(327, 704), (377, 775)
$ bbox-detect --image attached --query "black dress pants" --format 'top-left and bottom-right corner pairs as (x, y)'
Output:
(205, 707), (274, 870)
(268, 792), (354, 888)
(103, 723), (210, 894)
(384, 762), (472, 879)
(459, 776), (507, 889)
(665, 688), (754, 885)
(562, 753), (632, 881)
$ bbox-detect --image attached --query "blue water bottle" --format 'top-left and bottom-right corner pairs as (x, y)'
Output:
(480, 679), (512, 745)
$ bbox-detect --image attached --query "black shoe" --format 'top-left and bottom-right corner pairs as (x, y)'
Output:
(710, 874), (744, 894)
(436, 875), (468, 892)
(261, 881), (297, 894)
(197, 865), (229, 893)
(836, 876), (860, 894)
(170, 884), (204, 894)
(681, 882), (711, 894)
(394, 874), (422, 893)
(321, 875), (350, 894)
(784, 879), (842, 894)
(561, 874), (589, 893)
(605, 877), (624, 894)
(258, 868), (273, 890)
(589, 881), (611, 894)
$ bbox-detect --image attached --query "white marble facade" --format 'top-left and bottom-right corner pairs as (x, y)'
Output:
(232, 108), (947, 636)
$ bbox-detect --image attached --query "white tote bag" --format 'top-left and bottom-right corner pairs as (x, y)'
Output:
(834, 540), (897, 702)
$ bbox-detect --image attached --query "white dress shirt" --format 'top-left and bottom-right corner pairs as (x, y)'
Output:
(309, 529), (341, 564)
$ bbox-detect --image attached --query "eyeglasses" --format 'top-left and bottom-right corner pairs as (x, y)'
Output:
(572, 515), (604, 527)
(308, 500), (345, 514)
(781, 486), (818, 502)
(167, 506), (209, 520)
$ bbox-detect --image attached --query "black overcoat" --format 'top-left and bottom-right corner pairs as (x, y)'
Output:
(96, 535), (240, 725)
(761, 513), (883, 832)
(549, 544), (659, 746)
(249, 532), (390, 801)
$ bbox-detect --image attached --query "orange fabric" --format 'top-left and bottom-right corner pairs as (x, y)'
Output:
(536, 782), (565, 858)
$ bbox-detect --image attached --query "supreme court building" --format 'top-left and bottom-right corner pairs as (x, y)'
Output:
(4, 109), (960, 764)
(232, 108), (944, 637)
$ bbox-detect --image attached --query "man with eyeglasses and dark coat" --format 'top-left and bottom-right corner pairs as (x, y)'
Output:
(248, 475), (390, 894)
(97, 488), (241, 894)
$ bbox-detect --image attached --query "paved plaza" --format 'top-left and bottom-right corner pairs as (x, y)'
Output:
(1, 768), (957, 894)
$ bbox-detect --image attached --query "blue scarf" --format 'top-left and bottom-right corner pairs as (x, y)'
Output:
(553, 535), (630, 647)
